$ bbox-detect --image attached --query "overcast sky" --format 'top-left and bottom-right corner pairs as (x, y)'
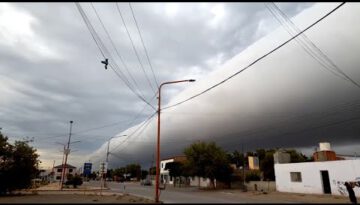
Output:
(1, 2), (359, 170)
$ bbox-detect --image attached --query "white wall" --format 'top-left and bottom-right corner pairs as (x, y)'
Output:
(275, 160), (360, 196)
(160, 159), (174, 184)
(189, 176), (213, 188)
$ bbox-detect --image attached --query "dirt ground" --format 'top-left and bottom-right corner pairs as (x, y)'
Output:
(0, 192), (154, 204)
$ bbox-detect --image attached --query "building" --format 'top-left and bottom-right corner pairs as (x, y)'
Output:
(274, 142), (360, 196)
(53, 164), (76, 181)
(248, 156), (260, 170)
(160, 156), (186, 185)
(275, 160), (360, 196)
(160, 155), (213, 188)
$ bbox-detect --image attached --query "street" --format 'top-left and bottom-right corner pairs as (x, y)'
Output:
(86, 181), (349, 203)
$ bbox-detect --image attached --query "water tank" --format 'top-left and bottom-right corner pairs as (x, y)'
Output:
(319, 142), (331, 151)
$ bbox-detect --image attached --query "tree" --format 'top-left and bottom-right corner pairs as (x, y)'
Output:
(0, 132), (40, 194)
(125, 164), (141, 180)
(184, 141), (233, 189)
(141, 170), (148, 180)
(286, 149), (308, 163)
(165, 161), (184, 187)
(227, 150), (245, 169)
(259, 150), (276, 181)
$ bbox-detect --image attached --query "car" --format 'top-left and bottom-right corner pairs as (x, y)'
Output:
(141, 179), (152, 186)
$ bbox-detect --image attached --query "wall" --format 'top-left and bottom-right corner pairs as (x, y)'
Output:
(189, 176), (212, 188)
(246, 181), (276, 192)
(160, 159), (174, 184)
(275, 160), (360, 196)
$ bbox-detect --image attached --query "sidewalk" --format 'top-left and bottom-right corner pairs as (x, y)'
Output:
(34, 182), (110, 192)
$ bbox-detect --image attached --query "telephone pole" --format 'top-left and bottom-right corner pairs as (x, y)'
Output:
(60, 120), (74, 190)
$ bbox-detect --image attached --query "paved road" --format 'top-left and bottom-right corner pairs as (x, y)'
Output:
(88, 181), (294, 203)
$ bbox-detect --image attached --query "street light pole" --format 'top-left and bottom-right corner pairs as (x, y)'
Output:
(155, 79), (195, 203)
(104, 135), (127, 188)
(60, 120), (74, 190)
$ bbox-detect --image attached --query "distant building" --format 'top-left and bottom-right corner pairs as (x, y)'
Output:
(248, 156), (260, 170)
(313, 142), (344, 161)
(160, 156), (187, 185)
(274, 142), (360, 196)
(274, 149), (291, 164)
(53, 164), (76, 181)
(160, 156), (213, 188)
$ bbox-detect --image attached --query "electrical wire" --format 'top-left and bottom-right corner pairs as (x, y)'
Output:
(162, 2), (346, 111)
(90, 3), (148, 100)
(115, 3), (157, 94)
(128, 2), (159, 88)
(265, 2), (360, 89)
(75, 2), (156, 111)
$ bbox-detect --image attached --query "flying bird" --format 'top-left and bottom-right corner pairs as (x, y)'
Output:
(101, 58), (108, 69)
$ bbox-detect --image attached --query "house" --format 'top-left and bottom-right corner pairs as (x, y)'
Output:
(160, 156), (186, 185)
(53, 163), (76, 181)
(274, 142), (360, 196)
(160, 155), (213, 188)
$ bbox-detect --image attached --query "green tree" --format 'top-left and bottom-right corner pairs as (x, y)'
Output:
(125, 164), (141, 180)
(165, 161), (184, 187)
(0, 132), (40, 194)
(245, 170), (261, 182)
(227, 150), (245, 169)
(184, 141), (233, 189)
(259, 150), (276, 181)
(287, 149), (308, 163)
(141, 170), (148, 180)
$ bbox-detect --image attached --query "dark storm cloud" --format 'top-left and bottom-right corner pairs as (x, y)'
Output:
(89, 3), (360, 169)
(0, 2), (323, 168)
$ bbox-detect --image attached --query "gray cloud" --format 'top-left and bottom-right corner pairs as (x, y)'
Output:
(2, 2), (348, 170)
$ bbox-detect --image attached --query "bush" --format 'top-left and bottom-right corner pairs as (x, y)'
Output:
(245, 171), (261, 183)
(65, 174), (83, 188)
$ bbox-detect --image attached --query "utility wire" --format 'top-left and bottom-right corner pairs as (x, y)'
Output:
(110, 111), (156, 152)
(162, 2), (346, 111)
(128, 2), (159, 88)
(38, 93), (157, 142)
(265, 2), (360, 89)
(90, 3), (148, 100)
(75, 2), (156, 111)
(115, 3), (157, 94)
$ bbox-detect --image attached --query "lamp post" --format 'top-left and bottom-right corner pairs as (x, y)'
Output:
(155, 79), (195, 203)
(104, 134), (127, 187)
(60, 120), (75, 190)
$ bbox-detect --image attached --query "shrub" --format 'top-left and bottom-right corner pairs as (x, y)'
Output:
(245, 171), (261, 183)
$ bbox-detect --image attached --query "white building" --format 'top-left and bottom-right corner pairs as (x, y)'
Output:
(53, 164), (76, 181)
(160, 156), (213, 188)
(160, 156), (187, 185)
(274, 159), (360, 196)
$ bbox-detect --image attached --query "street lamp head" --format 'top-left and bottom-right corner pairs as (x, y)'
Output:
(188, 79), (196, 82)
(70, 120), (73, 124)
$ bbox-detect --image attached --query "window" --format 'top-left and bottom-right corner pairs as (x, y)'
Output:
(56, 176), (61, 180)
(290, 172), (302, 182)
(57, 169), (62, 172)
(69, 169), (73, 173)
(161, 163), (164, 169)
(170, 176), (173, 181)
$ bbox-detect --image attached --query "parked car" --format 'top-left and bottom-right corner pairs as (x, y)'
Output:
(141, 179), (152, 186)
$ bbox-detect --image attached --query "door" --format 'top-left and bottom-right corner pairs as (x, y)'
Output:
(321, 170), (331, 194)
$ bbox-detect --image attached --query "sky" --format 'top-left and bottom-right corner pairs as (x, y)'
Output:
(1, 2), (359, 170)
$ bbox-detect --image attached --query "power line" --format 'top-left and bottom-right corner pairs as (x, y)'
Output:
(162, 2), (346, 111)
(109, 111), (157, 153)
(265, 2), (360, 89)
(75, 2), (156, 111)
(90, 3), (148, 100)
(115, 3), (157, 94)
(128, 2), (159, 88)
